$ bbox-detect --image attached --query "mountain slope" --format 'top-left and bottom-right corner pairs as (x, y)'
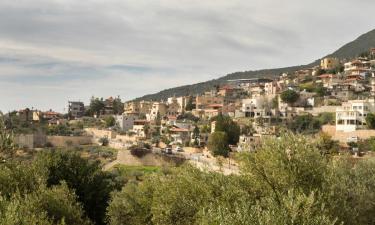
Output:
(135, 29), (375, 102)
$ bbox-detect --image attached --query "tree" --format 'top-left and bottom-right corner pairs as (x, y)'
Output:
(185, 96), (195, 111)
(192, 125), (200, 146)
(316, 132), (340, 155)
(112, 97), (124, 115)
(207, 132), (230, 157)
(35, 150), (122, 225)
(314, 85), (327, 97)
(177, 112), (199, 122)
(99, 137), (109, 146)
(0, 161), (90, 225)
(211, 114), (240, 145)
(289, 114), (321, 134)
(104, 116), (116, 128)
(366, 113), (375, 129)
(143, 124), (150, 138)
(280, 90), (300, 105)
(89, 97), (105, 117)
(241, 124), (255, 135)
(0, 113), (16, 158)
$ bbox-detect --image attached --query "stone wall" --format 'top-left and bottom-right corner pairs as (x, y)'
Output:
(322, 125), (375, 143)
(84, 128), (117, 139)
(46, 136), (92, 147)
(15, 133), (46, 148)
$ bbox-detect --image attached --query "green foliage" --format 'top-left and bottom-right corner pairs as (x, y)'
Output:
(358, 137), (375, 152)
(207, 132), (230, 157)
(316, 132), (340, 155)
(241, 124), (255, 135)
(211, 114), (240, 145)
(47, 124), (83, 136)
(0, 161), (90, 225)
(314, 85), (327, 97)
(0, 185), (90, 225)
(35, 150), (122, 225)
(104, 116), (116, 128)
(299, 82), (315, 92)
(185, 96), (195, 111)
(0, 114), (16, 158)
(112, 97), (124, 115)
(289, 114), (321, 134)
(99, 137), (109, 146)
(88, 97), (105, 116)
(177, 112), (199, 122)
(316, 112), (335, 125)
(366, 113), (375, 129)
(281, 89), (300, 104)
(271, 96), (279, 109)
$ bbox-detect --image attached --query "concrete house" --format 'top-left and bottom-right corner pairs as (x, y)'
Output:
(68, 101), (85, 119)
(336, 99), (375, 132)
(115, 114), (138, 132)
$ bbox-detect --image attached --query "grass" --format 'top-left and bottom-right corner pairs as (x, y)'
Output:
(113, 164), (161, 174)
(110, 164), (162, 183)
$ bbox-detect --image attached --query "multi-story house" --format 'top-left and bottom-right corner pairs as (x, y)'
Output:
(148, 102), (167, 121)
(241, 97), (272, 118)
(132, 120), (149, 138)
(124, 100), (152, 116)
(317, 74), (339, 89)
(167, 96), (188, 113)
(68, 101), (85, 119)
(321, 57), (340, 70)
(330, 83), (355, 101)
(124, 101), (140, 115)
(103, 97), (114, 115)
(17, 108), (33, 122)
(336, 99), (375, 132)
(344, 59), (372, 78)
(167, 97), (181, 117)
(264, 81), (280, 97)
(195, 95), (224, 110)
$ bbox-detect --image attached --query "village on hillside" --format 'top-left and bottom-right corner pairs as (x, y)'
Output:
(3, 47), (375, 171)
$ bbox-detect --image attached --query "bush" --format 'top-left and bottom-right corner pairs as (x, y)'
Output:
(99, 137), (109, 146)
(129, 146), (151, 158)
(207, 132), (230, 157)
(281, 89), (300, 105)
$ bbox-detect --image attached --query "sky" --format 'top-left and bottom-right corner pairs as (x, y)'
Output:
(0, 0), (374, 113)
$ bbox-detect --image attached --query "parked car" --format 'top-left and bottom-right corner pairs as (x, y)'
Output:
(165, 147), (173, 154)
(175, 146), (184, 152)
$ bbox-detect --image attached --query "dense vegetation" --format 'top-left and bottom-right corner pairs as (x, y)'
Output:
(108, 133), (375, 225)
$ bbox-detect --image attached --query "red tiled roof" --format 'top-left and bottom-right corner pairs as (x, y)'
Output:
(344, 78), (362, 82)
(318, 74), (335, 78)
(170, 127), (189, 132)
(208, 104), (224, 108)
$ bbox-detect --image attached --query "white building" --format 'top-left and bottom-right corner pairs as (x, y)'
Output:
(242, 97), (272, 118)
(336, 99), (375, 132)
(115, 114), (138, 132)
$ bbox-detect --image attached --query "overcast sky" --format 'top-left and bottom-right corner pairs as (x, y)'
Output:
(0, 0), (374, 112)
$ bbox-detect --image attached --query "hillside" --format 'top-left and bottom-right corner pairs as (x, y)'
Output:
(135, 29), (375, 102)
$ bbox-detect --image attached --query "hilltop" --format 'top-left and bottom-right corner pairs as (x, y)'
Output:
(135, 29), (375, 101)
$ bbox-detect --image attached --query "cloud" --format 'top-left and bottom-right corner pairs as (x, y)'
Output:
(0, 0), (374, 111)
